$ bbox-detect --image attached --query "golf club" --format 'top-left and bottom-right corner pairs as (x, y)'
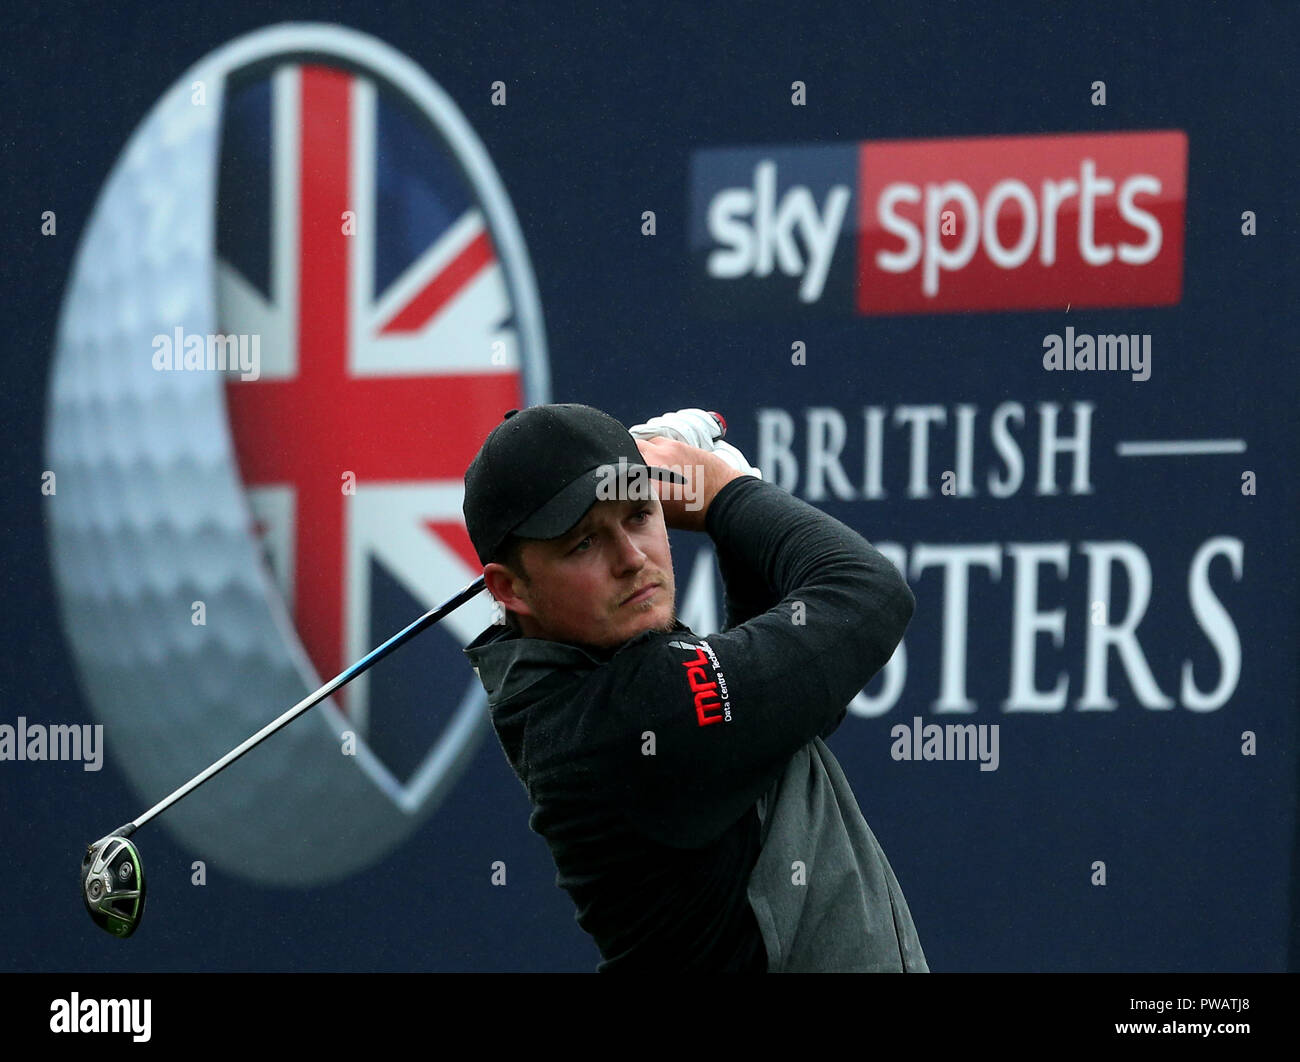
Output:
(81, 574), (487, 937)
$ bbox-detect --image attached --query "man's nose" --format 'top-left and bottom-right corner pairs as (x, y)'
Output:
(611, 528), (646, 574)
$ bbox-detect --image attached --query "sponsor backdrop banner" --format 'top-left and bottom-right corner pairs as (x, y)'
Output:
(3, 2), (1296, 972)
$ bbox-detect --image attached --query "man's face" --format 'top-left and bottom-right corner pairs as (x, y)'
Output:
(490, 496), (677, 650)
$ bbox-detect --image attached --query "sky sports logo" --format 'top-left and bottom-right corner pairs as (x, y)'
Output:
(690, 131), (1186, 315)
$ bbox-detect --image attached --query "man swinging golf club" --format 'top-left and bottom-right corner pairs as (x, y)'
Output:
(463, 403), (928, 972)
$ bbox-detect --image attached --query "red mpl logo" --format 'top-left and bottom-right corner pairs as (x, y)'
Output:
(856, 131), (1186, 314)
(679, 644), (724, 726)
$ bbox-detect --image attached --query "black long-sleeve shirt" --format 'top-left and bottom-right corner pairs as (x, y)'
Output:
(463, 474), (926, 971)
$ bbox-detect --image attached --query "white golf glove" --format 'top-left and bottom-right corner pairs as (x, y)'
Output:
(628, 407), (763, 480)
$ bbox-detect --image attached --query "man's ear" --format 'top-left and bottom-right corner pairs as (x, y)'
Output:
(483, 562), (534, 618)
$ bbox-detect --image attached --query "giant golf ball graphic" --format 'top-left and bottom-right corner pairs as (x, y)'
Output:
(45, 24), (549, 886)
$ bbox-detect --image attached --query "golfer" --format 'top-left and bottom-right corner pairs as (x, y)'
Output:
(462, 403), (927, 972)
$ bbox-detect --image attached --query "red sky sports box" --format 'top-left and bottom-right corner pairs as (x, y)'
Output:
(690, 130), (1187, 315)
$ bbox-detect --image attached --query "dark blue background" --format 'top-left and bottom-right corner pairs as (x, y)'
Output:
(2, 0), (1296, 972)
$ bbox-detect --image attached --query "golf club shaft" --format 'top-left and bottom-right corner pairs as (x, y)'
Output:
(125, 575), (487, 834)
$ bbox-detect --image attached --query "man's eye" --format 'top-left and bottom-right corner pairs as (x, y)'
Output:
(632, 509), (652, 522)
(569, 536), (592, 554)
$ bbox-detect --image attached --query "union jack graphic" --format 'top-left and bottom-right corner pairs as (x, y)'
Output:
(217, 62), (527, 775)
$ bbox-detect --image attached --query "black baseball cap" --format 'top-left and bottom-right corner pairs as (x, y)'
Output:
(463, 404), (687, 566)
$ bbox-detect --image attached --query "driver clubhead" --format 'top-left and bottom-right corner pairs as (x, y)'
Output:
(82, 830), (145, 938)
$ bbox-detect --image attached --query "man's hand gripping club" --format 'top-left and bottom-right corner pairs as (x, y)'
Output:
(630, 408), (763, 533)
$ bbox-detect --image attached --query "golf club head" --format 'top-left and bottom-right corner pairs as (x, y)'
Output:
(81, 827), (145, 938)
